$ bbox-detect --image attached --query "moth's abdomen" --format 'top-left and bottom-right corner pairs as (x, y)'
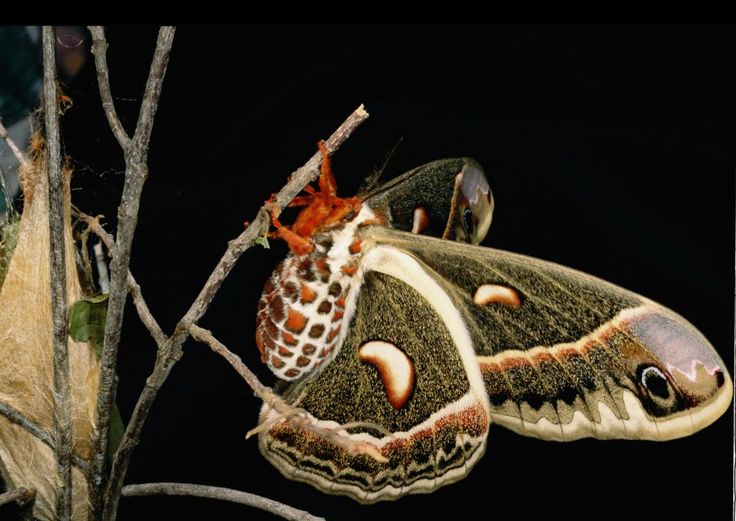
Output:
(255, 218), (370, 380)
(255, 256), (345, 380)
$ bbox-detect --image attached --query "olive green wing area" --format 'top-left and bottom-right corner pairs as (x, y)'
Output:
(288, 271), (469, 430)
(367, 226), (643, 355)
(258, 270), (489, 503)
(362, 157), (490, 243)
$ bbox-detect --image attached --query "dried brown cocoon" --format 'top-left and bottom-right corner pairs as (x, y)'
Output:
(0, 134), (100, 520)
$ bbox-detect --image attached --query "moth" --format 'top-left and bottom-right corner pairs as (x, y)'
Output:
(254, 142), (732, 503)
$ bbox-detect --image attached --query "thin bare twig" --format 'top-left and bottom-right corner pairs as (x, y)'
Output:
(74, 209), (167, 348)
(0, 118), (31, 170)
(189, 325), (269, 398)
(126, 276), (168, 347)
(0, 403), (91, 474)
(0, 402), (90, 475)
(0, 116), (28, 214)
(190, 325), (388, 462)
(87, 27), (131, 151)
(92, 27), (175, 520)
(101, 105), (369, 521)
(121, 483), (325, 521)
(0, 402), (57, 453)
(43, 25), (72, 521)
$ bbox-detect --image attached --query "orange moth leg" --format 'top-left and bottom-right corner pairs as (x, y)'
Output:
(317, 140), (338, 198)
(276, 226), (314, 256)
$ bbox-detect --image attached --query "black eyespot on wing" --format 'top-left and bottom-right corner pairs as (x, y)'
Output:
(640, 366), (670, 399)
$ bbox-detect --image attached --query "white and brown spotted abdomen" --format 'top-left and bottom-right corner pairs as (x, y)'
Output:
(255, 207), (375, 380)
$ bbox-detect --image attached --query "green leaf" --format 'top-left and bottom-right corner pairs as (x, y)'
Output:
(68, 294), (109, 357)
(67, 293), (124, 464)
(255, 235), (270, 249)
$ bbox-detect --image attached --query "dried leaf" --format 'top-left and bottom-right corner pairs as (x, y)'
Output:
(0, 141), (99, 521)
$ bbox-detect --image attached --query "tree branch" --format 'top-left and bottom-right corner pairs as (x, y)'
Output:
(43, 25), (73, 521)
(0, 117), (31, 170)
(0, 402), (57, 453)
(91, 27), (175, 519)
(190, 325), (388, 462)
(121, 483), (325, 521)
(0, 403), (91, 474)
(189, 325), (269, 400)
(130, 27), (177, 153)
(87, 27), (131, 151)
(74, 209), (168, 348)
(100, 104), (369, 521)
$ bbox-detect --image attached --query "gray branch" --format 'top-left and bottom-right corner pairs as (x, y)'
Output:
(0, 401), (56, 458)
(42, 25), (72, 521)
(101, 104), (369, 521)
(190, 325), (387, 461)
(74, 210), (167, 348)
(91, 27), (175, 520)
(87, 27), (131, 151)
(0, 117), (31, 169)
(121, 483), (325, 521)
(0, 402), (92, 475)
(189, 324), (269, 399)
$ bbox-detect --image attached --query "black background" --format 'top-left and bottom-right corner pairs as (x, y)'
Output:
(55, 25), (733, 520)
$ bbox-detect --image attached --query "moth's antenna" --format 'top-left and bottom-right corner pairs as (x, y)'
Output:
(376, 136), (404, 178)
(358, 137), (404, 197)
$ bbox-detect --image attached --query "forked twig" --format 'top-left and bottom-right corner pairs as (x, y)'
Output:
(73, 209), (167, 348)
(4, 25), (368, 521)
(89, 27), (176, 521)
(101, 104), (369, 521)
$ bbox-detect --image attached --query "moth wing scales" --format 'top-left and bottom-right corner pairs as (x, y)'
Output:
(362, 226), (732, 442)
(259, 257), (490, 502)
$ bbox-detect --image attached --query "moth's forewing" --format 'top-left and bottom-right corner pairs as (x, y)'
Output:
(366, 227), (732, 442)
(362, 158), (492, 243)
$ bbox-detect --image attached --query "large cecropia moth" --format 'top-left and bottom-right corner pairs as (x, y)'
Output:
(253, 146), (732, 503)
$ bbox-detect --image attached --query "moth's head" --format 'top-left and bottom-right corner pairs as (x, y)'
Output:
(616, 308), (732, 439)
(452, 159), (494, 245)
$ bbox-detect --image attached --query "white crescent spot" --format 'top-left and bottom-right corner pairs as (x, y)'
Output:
(359, 340), (415, 409)
(473, 284), (521, 308)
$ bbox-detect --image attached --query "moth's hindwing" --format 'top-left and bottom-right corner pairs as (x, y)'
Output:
(258, 225), (732, 503)
(259, 265), (490, 502)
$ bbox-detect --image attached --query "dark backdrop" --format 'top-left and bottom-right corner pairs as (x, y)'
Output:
(57, 25), (733, 520)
